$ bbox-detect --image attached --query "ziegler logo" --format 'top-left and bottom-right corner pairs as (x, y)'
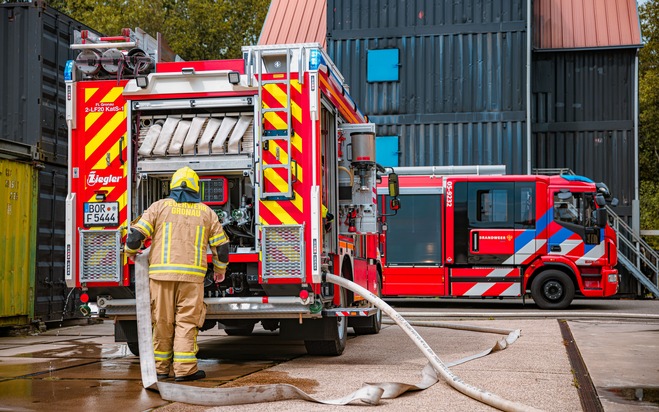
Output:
(87, 171), (121, 187)
(446, 180), (454, 208)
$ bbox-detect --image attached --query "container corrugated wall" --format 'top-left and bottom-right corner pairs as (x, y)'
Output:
(0, 1), (98, 166)
(532, 50), (636, 219)
(327, 0), (528, 173)
(0, 159), (37, 326)
(34, 164), (72, 321)
(0, 1), (98, 322)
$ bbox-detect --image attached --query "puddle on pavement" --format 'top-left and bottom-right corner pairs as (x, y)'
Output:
(222, 370), (319, 393)
(605, 387), (659, 405)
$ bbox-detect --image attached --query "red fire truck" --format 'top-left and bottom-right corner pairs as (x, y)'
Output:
(64, 30), (396, 355)
(378, 170), (619, 309)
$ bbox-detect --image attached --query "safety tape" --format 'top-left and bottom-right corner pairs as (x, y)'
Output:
(135, 249), (531, 409)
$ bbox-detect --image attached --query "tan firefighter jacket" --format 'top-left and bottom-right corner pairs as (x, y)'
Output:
(133, 198), (228, 282)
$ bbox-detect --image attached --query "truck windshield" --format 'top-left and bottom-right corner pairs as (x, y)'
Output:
(553, 192), (597, 228)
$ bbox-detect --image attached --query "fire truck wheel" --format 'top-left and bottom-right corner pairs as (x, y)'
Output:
(304, 287), (348, 356)
(352, 275), (382, 335)
(127, 341), (140, 356)
(531, 270), (575, 310)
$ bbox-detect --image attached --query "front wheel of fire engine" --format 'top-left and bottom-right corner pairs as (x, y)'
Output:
(304, 287), (348, 356)
(531, 270), (575, 310)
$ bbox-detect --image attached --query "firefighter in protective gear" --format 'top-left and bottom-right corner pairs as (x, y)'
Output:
(125, 166), (229, 382)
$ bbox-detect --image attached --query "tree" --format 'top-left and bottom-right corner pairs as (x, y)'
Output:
(639, 0), (659, 247)
(47, 0), (270, 60)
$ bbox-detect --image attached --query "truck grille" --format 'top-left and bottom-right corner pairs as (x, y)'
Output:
(80, 230), (122, 283)
(262, 225), (304, 280)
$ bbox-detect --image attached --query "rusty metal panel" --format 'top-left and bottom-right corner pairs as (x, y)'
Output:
(534, 0), (641, 50)
(0, 1), (100, 166)
(0, 159), (37, 326)
(327, 0), (528, 173)
(258, 0), (327, 47)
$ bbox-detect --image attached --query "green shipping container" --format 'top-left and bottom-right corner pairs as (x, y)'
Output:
(0, 158), (37, 326)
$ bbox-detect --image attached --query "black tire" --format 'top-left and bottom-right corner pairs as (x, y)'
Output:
(224, 323), (255, 336)
(127, 341), (140, 356)
(352, 274), (382, 335)
(531, 270), (575, 310)
(304, 287), (348, 356)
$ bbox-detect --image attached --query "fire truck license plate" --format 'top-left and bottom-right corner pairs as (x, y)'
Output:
(84, 202), (119, 226)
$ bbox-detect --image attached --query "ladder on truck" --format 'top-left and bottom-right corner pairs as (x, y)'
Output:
(246, 45), (300, 200)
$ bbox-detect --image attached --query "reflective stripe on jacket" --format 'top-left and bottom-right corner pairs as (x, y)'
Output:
(134, 198), (228, 282)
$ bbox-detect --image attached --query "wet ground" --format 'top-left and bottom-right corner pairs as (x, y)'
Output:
(0, 299), (657, 411)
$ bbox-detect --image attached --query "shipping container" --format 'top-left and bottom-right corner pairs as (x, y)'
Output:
(326, 0), (642, 296)
(0, 158), (37, 327)
(327, 0), (528, 173)
(0, 1), (98, 323)
(0, 1), (100, 166)
(33, 163), (76, 322)
(532, 50), (637, 220)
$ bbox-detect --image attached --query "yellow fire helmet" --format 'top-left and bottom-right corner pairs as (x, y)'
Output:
(170, 166), (200, 193)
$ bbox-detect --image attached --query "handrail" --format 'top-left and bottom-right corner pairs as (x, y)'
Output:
(606, 205), (659, 296)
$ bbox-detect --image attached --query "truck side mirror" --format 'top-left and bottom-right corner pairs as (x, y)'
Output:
(388, 172), (399, 197)
(596, 208), (608, 226)
(595, 194), (606, 206)
(390, 198), (400, 211)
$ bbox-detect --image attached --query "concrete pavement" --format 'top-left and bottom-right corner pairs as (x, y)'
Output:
(0, 312), (657, 411)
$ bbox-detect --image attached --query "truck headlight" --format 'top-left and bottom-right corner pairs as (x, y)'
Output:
(608, 274), (618, 283)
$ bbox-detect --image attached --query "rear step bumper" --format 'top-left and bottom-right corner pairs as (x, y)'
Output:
(97, 296), (378, 319)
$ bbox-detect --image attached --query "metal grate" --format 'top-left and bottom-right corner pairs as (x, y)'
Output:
(262, 225), (304, 280)
(80, 230), (121, 283)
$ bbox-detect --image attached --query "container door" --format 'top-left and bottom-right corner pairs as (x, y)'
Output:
(0, 159), (37, 326)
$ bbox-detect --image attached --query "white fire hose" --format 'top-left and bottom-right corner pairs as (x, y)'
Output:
(135, 250), (541, 410)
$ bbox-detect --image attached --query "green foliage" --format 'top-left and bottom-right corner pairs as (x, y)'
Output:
(47, 0), (270, 60)
(640, 181), (659, 249)
(639, 0), (659, 234)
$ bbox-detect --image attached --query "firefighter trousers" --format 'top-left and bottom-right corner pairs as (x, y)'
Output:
(149, 279), (206, 377)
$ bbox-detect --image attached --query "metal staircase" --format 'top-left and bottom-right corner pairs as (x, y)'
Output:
(607, 208), (659, 297)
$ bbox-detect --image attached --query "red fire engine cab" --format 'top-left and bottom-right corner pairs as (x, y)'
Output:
(378, 170), (619, 309)
(64, 30), (397, 355)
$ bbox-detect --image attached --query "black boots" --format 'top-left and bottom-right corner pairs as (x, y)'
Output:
(174, 369), (206, 382)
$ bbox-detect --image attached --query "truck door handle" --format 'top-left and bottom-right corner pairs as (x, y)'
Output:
(472, 231), (479, 252)
(119, 137), (125, 165)
(551, 245), (561, 252)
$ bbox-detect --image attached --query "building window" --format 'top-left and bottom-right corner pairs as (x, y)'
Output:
(367, 49), (399, 82)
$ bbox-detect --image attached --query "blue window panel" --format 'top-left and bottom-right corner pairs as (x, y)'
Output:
(367, 49), (399, 82)
(376, 135), (399, 167)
